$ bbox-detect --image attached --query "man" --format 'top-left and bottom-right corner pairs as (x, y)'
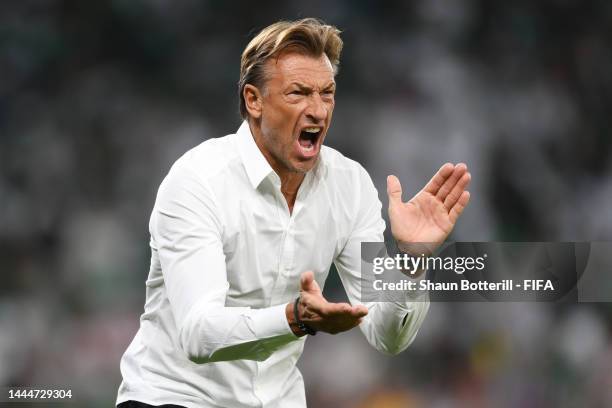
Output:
(117, 18), (470, 408)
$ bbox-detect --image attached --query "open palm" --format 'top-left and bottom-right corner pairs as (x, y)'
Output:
(387, 163), (471, 254)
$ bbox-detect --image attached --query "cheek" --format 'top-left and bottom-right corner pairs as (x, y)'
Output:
(264, 101), (299, 127)
(327, 101), (335, 116)
(261, 113), (286, 139)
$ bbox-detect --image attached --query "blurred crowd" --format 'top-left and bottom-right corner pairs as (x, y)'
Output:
(1, 0), (611, 407)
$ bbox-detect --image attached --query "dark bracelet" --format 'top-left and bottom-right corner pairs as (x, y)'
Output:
(294, 296), (316, 336)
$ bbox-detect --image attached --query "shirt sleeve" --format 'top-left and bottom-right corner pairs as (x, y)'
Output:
(333, 166), (430, 355)
(151, 163), (297, 364)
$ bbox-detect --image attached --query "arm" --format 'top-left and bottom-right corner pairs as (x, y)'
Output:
(152, 164), (297, 364)
(334, 166), (430, 355)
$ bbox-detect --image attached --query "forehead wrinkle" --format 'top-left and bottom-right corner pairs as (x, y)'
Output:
(289, 79), (336, 92)
(282, 69), (335, 90)
(265, 53), (335, 89)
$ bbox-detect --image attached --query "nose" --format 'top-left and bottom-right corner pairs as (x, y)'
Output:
(305, 93), (328, 123)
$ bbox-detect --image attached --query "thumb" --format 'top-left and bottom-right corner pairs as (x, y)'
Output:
(300, 271), (320, 293)
(387, 175), (403, 206)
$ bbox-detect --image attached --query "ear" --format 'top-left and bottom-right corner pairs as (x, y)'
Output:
(243, 84), (263, 119)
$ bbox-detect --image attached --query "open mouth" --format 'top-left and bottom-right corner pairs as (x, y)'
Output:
(297, 127), (322, 155)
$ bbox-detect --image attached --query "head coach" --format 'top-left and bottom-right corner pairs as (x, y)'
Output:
(116, 18), (471, 408)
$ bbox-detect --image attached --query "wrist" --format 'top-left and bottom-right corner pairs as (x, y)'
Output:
(393, 241), (429, 279)
(293, 296), (317, 336)
(395, 241), (437, 257)
(286, 302), (307, 337)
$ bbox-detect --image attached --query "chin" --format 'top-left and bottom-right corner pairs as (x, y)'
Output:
(292, 158), (318, 173)
(289, 165), (310, 174)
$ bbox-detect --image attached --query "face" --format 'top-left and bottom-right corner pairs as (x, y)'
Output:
(245, 52), (336, 175)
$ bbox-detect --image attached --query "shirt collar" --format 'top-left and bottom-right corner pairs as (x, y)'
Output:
(236, 121), (275, 189)
(235, 120), (328, 189)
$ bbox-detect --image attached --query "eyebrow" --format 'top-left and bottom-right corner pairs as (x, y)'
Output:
(288, 82), (336, 91)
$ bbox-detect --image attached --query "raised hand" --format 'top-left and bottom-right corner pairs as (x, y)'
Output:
(286, 271), (368, 336)
(387, 163), (471, 255)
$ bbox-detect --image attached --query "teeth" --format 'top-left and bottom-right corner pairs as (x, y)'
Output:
(304, 127), (321, 133)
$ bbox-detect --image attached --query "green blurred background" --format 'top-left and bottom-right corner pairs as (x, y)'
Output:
(2, 1), (612, 407)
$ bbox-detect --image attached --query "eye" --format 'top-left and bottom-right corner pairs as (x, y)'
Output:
(322, 90), (335, 99)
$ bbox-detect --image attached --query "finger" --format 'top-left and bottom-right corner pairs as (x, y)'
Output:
(300, 271), (319, 293)
(423, 163), (454, 195)
(299, 292), (329, 315)
(350, 305), (369, 318)
(387, 175), (403, 206)
(333, 304), (368, 319)
(436, 163), (467, 201)
(449, 191), (470, 224)
(321, 302), (353, 316)
(443, 172), (471, 210)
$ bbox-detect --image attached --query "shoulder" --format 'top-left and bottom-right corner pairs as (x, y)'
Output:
(319, 145), (380, 220)
(155, 131), (242, 209)
(170, 133), (240, 183)
(318, 146), (383, 236)
(321, 145), (373, 186)
(153, 133), (241, 226)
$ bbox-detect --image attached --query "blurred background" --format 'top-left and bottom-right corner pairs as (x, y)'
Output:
(1, 0), (612, 407)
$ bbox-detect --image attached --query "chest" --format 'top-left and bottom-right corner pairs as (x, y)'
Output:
(220, 184), (346, 307)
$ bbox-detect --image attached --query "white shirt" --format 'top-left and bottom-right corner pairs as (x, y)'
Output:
(117, 121), (430, 408)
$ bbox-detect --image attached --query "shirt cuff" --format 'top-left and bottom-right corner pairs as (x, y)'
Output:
(250, 303), (294, 339)
(402, 272), (429, 302)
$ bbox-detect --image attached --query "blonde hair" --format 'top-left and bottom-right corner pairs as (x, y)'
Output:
(238, 18), (343, 118)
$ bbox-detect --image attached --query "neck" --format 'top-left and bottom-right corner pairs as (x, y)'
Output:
(248, 119), (306, 213)
(279, 172), (304, 213)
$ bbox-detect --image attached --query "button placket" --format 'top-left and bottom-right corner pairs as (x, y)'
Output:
(283, 219), (295, 273)
(268, 179), (293, 304)
(270, 219), (294, 303)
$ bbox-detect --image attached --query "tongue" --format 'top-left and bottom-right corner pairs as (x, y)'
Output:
(299, 138), (313, 148)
